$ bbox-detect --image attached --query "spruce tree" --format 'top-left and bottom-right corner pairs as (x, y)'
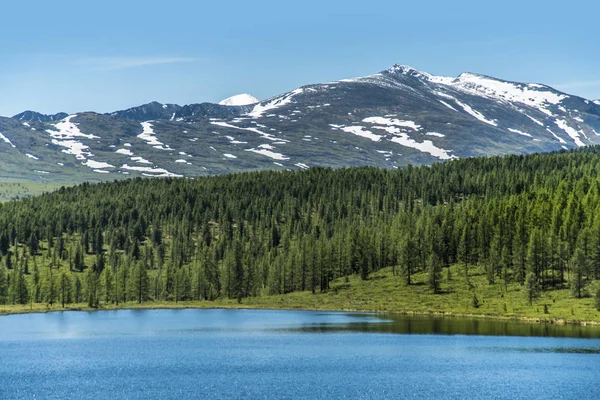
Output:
(427, 252), (442, 294)
(525, 272), (540, 306)
(0, 267), (7, 304)
(570, 248), (586, 299)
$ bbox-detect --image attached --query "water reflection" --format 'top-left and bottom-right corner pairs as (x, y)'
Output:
(489, 347), (600, 354)
(272, 314), (600, 339)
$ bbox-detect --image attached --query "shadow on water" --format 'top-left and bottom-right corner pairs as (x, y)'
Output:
(489, 347), (600, 354)
(271, 314), (600, 339)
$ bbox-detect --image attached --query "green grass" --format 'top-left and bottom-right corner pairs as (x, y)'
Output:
(2, 264), (599, 325)
(237, 266), (600, 324)
(0, 179), (66, 202)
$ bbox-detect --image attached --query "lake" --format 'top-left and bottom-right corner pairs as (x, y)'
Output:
(1, 309), (599, 399)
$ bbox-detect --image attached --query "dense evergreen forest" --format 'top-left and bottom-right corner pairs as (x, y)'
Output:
(1, 147), (600, 313)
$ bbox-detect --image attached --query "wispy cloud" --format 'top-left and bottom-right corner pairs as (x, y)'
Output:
(76, 56), (198, 71)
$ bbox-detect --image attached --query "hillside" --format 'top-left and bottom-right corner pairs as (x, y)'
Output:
(0, 148), (600, 321)
(1, 65), (599, 191)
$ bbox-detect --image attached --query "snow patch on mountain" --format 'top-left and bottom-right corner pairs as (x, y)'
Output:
(121, 164), (181, 177)
(0, 132), (16, 148)
(388, 135), (456, 160)
(544, 128), (566, 144)
(46, 115), (99, 140)
(508, 128), (532, 138)
(211, 121), (280, 141)
(521, 113), (545, 127)
(340, 126), (382, 142)
(248, 89), (303, 118)
(116, 148), (134, 156)
(453, 98), (498, 126)
(84, 160), (115, 169)
(131, 156), (152, 165)
(434, 91), (497, 126)
(245, 148), (289, 160)
(52, 139), (93, 160)
(219, 94), (260, 106)
(225, 135), (247, 144)
(450, 73), (566, 116)
(439, 100), (459, 112)
(363, 117), (421, 131)
(45, 115), (99, 160)
(555, 120), (585, 147)
(138, 122), (170, 150)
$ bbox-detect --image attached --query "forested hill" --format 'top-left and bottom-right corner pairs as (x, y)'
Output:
(1, 147), (600, 316)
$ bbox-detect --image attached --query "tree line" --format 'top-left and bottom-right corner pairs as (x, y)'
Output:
(1, 146), (600, 310)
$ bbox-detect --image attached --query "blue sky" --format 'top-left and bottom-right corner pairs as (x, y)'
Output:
(0, 0), (598, 116)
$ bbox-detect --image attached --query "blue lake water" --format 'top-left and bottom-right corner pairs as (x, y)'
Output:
(1, 309), (600, 399)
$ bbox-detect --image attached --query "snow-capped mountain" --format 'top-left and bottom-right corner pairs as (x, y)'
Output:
(1, 64), (599, 184)
(219, 94), (260, 106)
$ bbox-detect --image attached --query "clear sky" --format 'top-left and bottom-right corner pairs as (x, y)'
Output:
(0, 0), (598, 116)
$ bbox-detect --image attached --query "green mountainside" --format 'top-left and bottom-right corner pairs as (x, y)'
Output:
(1, 147), (600, 321)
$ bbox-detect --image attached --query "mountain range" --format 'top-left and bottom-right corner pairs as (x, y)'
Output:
(1, 64), (599, 185)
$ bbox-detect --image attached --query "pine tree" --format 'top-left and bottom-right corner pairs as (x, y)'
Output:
(525, 272), (540, 306)
(74, 275), (82, 303)
(101, 267), (113, 303)
(486, 236), (501, 285)
(570, 248), (586, 299)
(400, 236), (417, 285)
(0, 266), (7, 304)
(60, 272), (71, 308)
(0, 233), (9, 256)
(74, 246), (84, 272)
(86, 268), (99, 307)
(132, 261), (149, 304)
(45, 264), (57, 307)
(427, 252), (442, 294)
(458, 224), (472, 286)
(500, 245), (511, 292)
(4, 252), (12, 270)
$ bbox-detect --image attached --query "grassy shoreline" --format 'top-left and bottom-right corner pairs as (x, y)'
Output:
(1, 300), (599, 327)
(2, 266), (599, 327)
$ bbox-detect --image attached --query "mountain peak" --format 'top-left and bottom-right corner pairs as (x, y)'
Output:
(385, 64), (430, 78)
(12, 110), (69, 123)
(384, 64), (458, 85)
(219, 94), (260, 106)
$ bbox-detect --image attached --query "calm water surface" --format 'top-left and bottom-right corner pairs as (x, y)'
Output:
(1, 309), (599, 399)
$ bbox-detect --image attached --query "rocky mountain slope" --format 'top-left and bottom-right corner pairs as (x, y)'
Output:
(1, 65), (599, 185)
(12, 111), (69, 123)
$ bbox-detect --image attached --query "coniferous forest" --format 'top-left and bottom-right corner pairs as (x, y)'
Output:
(1, 147), (600, 315)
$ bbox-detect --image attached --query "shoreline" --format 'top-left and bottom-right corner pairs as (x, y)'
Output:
(2, 301), (600, 327)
